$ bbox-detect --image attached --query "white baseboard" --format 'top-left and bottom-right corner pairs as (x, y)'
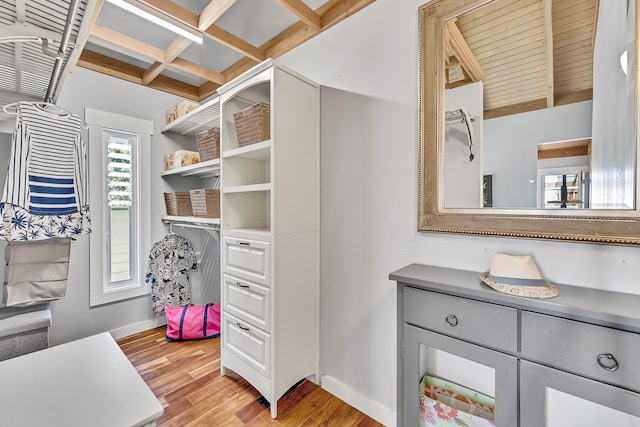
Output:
(320, 374), (396, 427)
(109, 317), (167, 340)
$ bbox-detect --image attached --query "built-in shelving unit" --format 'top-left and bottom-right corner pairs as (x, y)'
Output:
(161, 95), (221, 230)
(218, 59), (320, 419)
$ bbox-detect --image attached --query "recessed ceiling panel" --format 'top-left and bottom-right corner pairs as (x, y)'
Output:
(216, 0), (299, 47)
(96, 2), (178, 50)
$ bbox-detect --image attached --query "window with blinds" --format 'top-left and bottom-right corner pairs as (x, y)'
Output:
(105, 129), (138, 287)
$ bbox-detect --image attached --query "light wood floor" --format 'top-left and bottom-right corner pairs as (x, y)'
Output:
(116, 327), (385, 427)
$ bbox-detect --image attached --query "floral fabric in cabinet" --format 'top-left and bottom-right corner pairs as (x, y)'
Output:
(419, 374), (495, 427)
(146, 233), (197, 316)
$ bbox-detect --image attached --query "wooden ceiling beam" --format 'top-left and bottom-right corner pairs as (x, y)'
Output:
(263, 0), (376, 61)
(142, 36), (192, 85)
(78, 49), (143, 84)
(90, 24), (165, 62)
(445, 20), (485, 83)
(69, 0), (104, 73)
(543, 0), (554, 108)
(136, 0), (198, 27)
(273, 0), (322, 30)
(170, 57), (225, 85)
(78, 49), (199, 99)
(199, 0), (237, 30)
(320, 0), (377, 31)
(198, 81), (220, 101)
(204, 25), (266, 62)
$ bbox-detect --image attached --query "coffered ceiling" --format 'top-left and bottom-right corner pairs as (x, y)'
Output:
(79, 0), (376, 101)
(0, 0), (376, 110)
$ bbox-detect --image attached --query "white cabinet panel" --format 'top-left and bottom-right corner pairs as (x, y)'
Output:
(222, 235), (270, 285)
(223, 274), (271, 332)
(223, 312), (271, 378)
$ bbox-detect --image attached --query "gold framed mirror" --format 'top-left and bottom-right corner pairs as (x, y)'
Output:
(418, 0), (640, 244)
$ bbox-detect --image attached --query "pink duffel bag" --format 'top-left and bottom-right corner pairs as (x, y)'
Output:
(165, 303), (221, 341)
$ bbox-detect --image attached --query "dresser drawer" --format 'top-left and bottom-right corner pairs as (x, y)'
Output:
(223, 274), (271, 332)
(521, 311), (640, 393)
(404, 287), (518, 353)
(222, 236), (270, 285)
(222, 312), (271, 378)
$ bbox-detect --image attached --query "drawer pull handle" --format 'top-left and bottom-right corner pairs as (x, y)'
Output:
(445, 314), (458, 327)
(237, 241), (250, 246)
(596, 353), (619, 371)
(236, 282), (250, 288)
(236, 322), (250, 332)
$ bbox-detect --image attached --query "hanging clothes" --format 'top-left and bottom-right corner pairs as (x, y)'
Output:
(146, 233), (197, 317)
(0, 102), (90, 241)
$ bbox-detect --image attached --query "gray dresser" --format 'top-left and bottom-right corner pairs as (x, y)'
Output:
(390, 264), (640, 427)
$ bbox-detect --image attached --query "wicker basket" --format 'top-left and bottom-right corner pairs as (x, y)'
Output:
(233, 102), (270, 147)
(196, 128), (220, 161)
(164, 192), (193, 216)
(190, 188), (220, 218)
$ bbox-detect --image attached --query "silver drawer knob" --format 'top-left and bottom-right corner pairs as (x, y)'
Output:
(596, 353), (619, 371)
(445, 314), (458, 327)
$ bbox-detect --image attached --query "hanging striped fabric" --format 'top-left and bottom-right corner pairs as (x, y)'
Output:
(0, 102), (90, 241)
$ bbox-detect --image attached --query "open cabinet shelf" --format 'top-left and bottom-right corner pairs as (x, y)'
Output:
(161, 158), (220, 178)
(161, 96), (221, 136)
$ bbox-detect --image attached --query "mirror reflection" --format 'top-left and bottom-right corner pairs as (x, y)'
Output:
(443, 0), (636, 210)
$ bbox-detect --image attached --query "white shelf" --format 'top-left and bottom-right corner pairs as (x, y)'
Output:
(223, 183), (271, 193)
(161, 215), (220, 230)
(161, 95), (220, 136)
(223, 140), (271, 160)
(161, 158), (220, 178)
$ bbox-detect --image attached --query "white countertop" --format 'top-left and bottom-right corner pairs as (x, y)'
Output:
(0, 332), (164, 426)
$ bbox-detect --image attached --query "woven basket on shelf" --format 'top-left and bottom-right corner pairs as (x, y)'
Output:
(196, 127), (220, 161)
(233, 102), (270, 147)
(189, 188), (220, 218)
(164, 192), (193, 216)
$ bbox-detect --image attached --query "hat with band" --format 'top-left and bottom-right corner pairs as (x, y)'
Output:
(479, 254), (558, 299)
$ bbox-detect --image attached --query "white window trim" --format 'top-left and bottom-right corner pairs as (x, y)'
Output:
(86, 108), (154, 307)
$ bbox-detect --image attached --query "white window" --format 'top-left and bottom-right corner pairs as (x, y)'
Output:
(86, 108), (153, 307)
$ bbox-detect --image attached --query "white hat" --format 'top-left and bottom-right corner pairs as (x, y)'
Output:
(479, 254), (558, 299)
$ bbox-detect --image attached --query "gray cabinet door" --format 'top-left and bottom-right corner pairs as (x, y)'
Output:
(403, 324), (518, 426)
(520, 360), (640, 427)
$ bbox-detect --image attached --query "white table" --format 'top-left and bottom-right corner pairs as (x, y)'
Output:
(0, 332), (164, 426)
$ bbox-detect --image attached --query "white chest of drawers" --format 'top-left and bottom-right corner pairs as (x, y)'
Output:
(391, 264), (640, 427)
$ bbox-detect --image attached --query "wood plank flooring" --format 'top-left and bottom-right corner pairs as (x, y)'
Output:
(116, 327), (385, 427)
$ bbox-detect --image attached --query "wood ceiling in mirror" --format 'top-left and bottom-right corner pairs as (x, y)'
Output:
(447, 0), (598, 119)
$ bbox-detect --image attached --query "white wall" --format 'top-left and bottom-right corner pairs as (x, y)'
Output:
(444, 82), (483, 208)
(278, 0), (640, 425)
(591, 1), (636, 208)
(483, 101), (592, 208)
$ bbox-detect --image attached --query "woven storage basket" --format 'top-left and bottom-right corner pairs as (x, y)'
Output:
(190, 189), (220, 218)
(233, 102), (270, 147)
(196, 128), (220, 161)
(164, 192), (193, 216)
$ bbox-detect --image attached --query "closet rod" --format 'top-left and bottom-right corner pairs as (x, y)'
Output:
(163, 221), (220, 232)
(44, 0), (81, 102)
